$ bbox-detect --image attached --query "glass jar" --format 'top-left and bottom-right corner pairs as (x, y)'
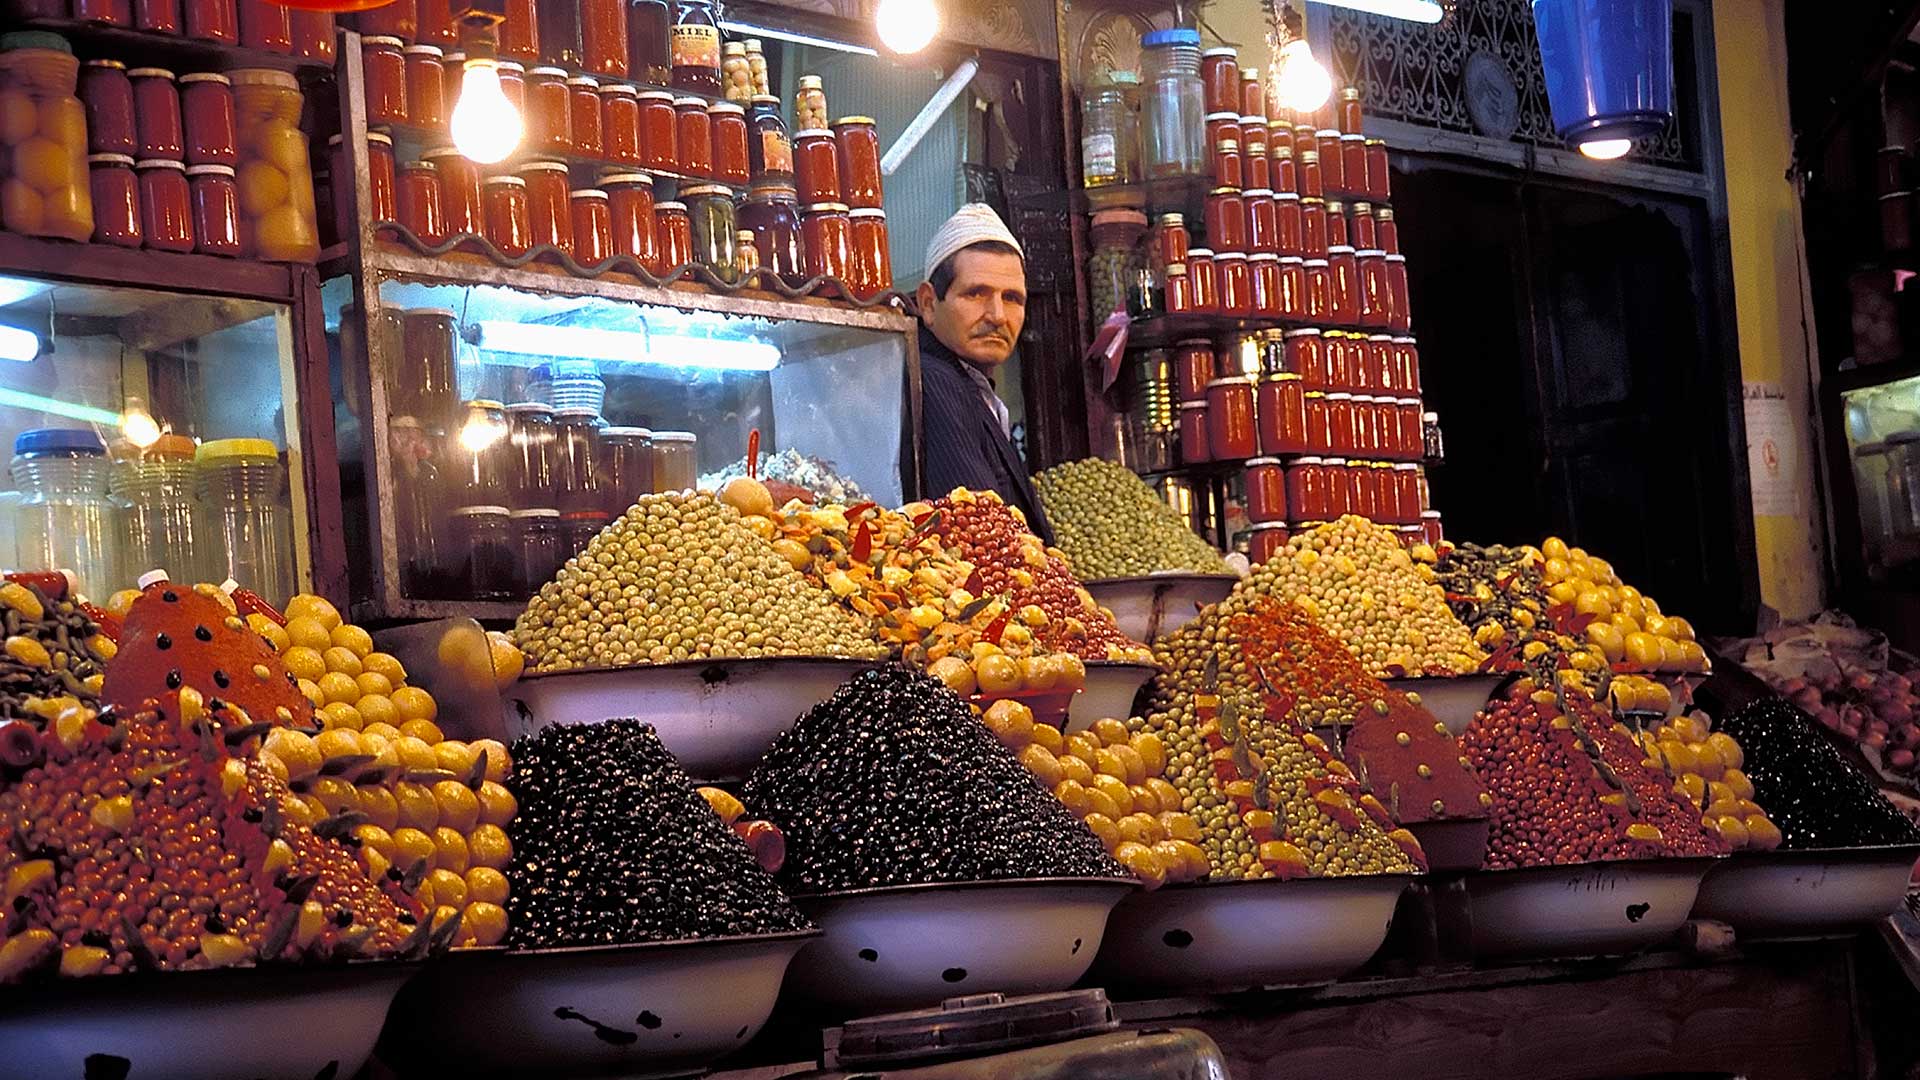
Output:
(1249, 252), (1280, 315)
(1204, 112), (1239, 157)
(397, 160), (445, 243)
(1303, 390), (1330, 452)
(601, 171), (657, 269)
(848, 206), (890, 299)
(1326, 198), (1348, 247)
(719, 41), (748, 101)
(1088, 207), (1146, 319)
(231, 68), (318, 260)
(1386, 253), (1411, 332)
(186, 0), (237, 41)
(1080, 72), (1139, 188)
(739, 183), (804, 286)
(415, 0), (455, 45)
(75, 0), (131, 25)
(536, 0), (581, 67)
(800, 201), (851, 286)
(446, 398), (512, 504)
(422, 144), (481, 239)
(135, 0), (179, 32)
(1244, 456), (1285, 524)
(196, 437), (293, 607)
(683, 182), (737, 281)
(1338, 132), (1364, 196)
(1392, 463), (1418, 523)
(651, 430), (696, 491)
(88, 153), (140, 246)
(1328, 244), (1360, 325)
(635, 88), (675, 169)
(570, 188), (612, 265)
(135, 158), (192, 251)
(518, 158), (572, 256)
(186, 163), (240, 255)
(794, 73), (828, 130)
(1200, 47), (1237, 114)
(402, 46), (446, 129)
(675, 95), (711, 175)
(1165, 261), (1191, 313)
(1258, 373), (1305, 455)
(178, 73), (236, 167)
(331, 130), (394, 238)
(1394, 336), (1420, 393)
(1204, 187), (1246, 253)
(1141, 28), (1206, 178)
(485, 174), (532, 255)
(497, 0), (538, 63)
(505, 401), (556, 506)
(597, 83), (641, 165)
(1243, 116), (1268, 190)
(1365, 334), (1395, 391)
(582, 0), (629, 76)
(628, 0), (671, 83)
(1366, 138), (1390, 200)
(1349, 394), (1377, 455)
(1299, 146), (1323, 200)
(1395, 397), (1422, 461)
(1152, 211), (1189, 267)
(1243, 187), (1276, 254)
(1206, 376), (1256, 460)
(1326, 391), (1357, 455)
(735, 226), (759, 277)
(1212, 251), (1246, 315)
(1301, 196), (1329, 256)
(1178, 401), (1210, 464)
(241, 0), (291, 52)
(446, 505), (516, 599)
(512, 508), (563, 592)
(1247, 521), (1289, 563)
(1304, 257), (1331, 321)
(653, 198), (691, 269)
(1323, 458), (1352, 517)
(1282, 326), (1322, 386)
(1173, 340), (1211, 402)
(1357, 248), (1389, 329)
(833, 115), (881, 209)
(596, 426), (652, 514)
(748, 93), (793, 184)
(396, 307), (457, 420)
(1314, 128), (1342, 193)
(1377, 205), (1398, 255)
(360, 36), (408, 125)
(1273, 190), (1303, 258)
(1273, 255), (1303, 320)
(110, 434), (204, 584)
(710, 100), (749, 183)
(81, 60), (135, 156)
(558, 510), (609, 557)
(1271, 140), (1295, 194)
(13, 428), (122, 597)
(129, 67), (183, 162)
(669, 0), (721, 95)
(1185, 247), (1216, 312)
(496, 60), (526, 117)
(355, 0), (414, 39)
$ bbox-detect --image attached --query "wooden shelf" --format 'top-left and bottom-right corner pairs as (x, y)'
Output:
(20, 17), (333, 76)
(1834, 360), (1920, 396)
(0, 232), (302, 302)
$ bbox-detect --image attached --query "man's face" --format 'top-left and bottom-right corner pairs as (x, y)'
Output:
(917, 247), (1028, 368)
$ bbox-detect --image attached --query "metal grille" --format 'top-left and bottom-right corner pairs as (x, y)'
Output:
(1323, 1), (1692, 169)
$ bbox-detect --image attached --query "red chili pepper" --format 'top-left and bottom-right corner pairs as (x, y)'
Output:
(964, 568), (983, 596)
(229, 587), (287, 627)
(846, 501), (876, 521)
(851, 521), (873, 563)
(983, 610), (1010, 645)
(746, 429), (760, 480)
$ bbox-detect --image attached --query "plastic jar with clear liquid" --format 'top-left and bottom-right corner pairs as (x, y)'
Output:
(1140, 28), (1206, 179)
(196, 437), (294, 605)
(109, 433), (203, 584)
(11, 427), (122, 597)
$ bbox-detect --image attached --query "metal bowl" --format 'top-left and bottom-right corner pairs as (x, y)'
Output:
(504, 656), (878, 780)
(1692, 844), (1920, 934)
(0, 960), (415, 1080)
(1083, 574), (1238, 644)
(379, 930), (817, 1079)
(1462, 857), (1718, 960)
(1066, 661), (1161, 734)
(1091, 874), (1412, 993)
(784, 877), (1135, 1017)
(1384, 673), (1505, 736)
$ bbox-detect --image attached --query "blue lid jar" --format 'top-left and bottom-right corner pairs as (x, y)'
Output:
(14, 427), (107, 457)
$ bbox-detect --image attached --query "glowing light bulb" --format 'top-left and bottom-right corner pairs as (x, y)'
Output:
(120, 405), (160, 448)
(1275, 40), (1333, 114)
(450, 59), (523, 165)
(875, 0), (937, 54)
(1578, 138), (1633, 160)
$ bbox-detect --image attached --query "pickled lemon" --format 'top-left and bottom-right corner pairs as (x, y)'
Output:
(281, 645), (326, 683)
(37, 97), (83, 153)
(331, 622), (375, 657)
(363, 651), (408, 684)
(392, 686), (438, 724)
(285, 615), (332, 651)
(0, 89), (36, 142)
(316, 671), (359, 705)
(248, 613), (291, 651)
(322, 645), (363, 677)
(464, 866), (509, 906)
(1, 178), (43, 232)
(355, 671), (394, 699)
(236, 157), (289, 216)
(254, 203), (316, 259)
(466, 823), (512, 869)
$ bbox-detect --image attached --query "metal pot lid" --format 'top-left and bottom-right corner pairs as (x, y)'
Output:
(825, 988), (1117, 1069)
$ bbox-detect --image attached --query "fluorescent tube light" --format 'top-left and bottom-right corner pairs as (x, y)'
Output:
(1312, 0), (1444, 22)
(0, 388), (121, 426)
(0, 278), (55, 308)
(719, 20), (879, 56)
(0, 324), (38, 362)
(473, 321), (781, 372)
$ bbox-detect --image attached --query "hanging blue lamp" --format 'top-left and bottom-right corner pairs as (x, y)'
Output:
(1531, 0), (1673, 158)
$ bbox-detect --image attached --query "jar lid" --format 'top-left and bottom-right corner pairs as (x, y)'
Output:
(407, 306), (458, 317)
(1392, 335), (1415, 343)
(1270, 372), (1301, 381)
(1206, 376), (1252, 387)
(566, 75), (600, 87)
(751, 93), (781, 104)
(505, 401), (553, 413)
(451, 504), (511, 516)
(496, 61), (525, 72)
(1327, 391), (1353, 400)
(569, 188), (608, 200)
(1357, 248), (1384, 257)
(1367, 138), (1388, 147)
(361, 35), (404, 47)
(408, 44), (447, 56)
(554, 405), (599, 417)
(465, 398), (507, 410)
(833, 115), (875, 126)
(1246, 456), (1283, 467)
(1323, 456), (1347, 465)
(1245, 187), (1273, 197)
(673, 95), (707, 107)
(1215, 251), (1246, 261)
(1249, 253), (1277, 263)
(603, 426), (653, 437)
(527, 64), (566, 75)
(1275, 190), (1299, 200)
(1377, 207), (1395, 220)
(1201, 46), (1238, 57)
(1351, 393), (1374, 403)
(725, 41), (747, 55)
(1209, 186), (1241, 197)
(849, 207), (886, 219)
(709, 101), (746, 114)
(127, 66), (176, 79)
(803, 201), (851, 213)
(653, 430), (696, 442)
(1422, 411), (1439, 421)
(1296, 455), (1323, 464)
(135, 158), (186, 171)
(1185, 247), (1214, 258)
(635, 88), (673, 101)
(1300, 149), (1319, 162)
(518, 159), (569, 173)
(446, 51), (465, 61)
(1204, 111), (1240, 122)
(14, 427), (105, 456)
(1269, 118), (1289, 129)
(1177, 401), (1207, 411)
(1142, 28), (1201, 46)
(1386, 253), (1406, 262)
(1351, 201), (1372, 212)
(600, 171), (655, 186)
(228, 68), (298, 89)
(654, 200), (686, 210)
(1329, 244), (1355, 253)
(1157, 212), (1185, 224)
(196, 437), (278, 463)
(1214, 138), (1239, 151)
(682, 183), (733, 197)
(87, 152), (134, 165)
(1239, 114), (1265, 125)
(403, 160), (437, 172)
(601, 83), (639, 96)
(1394, 462), (1417, 470)
(1165, 263), (1187, 276)
(798, 74), (823, 88)
(1248, 521), (1290, 532)
(736, 229), (755, 240)
(422, 145), (464, 159)
(1284, 327), (1320, 336)
(84, 58), (126, 68)
(486, 175), (527, 186)
(1273, 143), (1294, 157)
(1090, 208), (1146, 226)
(1421, 510), (1441, 519)
(1305, 258), (1329, 266)
(365, 131), (393, 145)
(793, 127), (833, 139)
(511, 507), (560, 518)
(179, 71), (230, 85)
(186, 163), (235, 177)
(1327, 200), (1345, 213)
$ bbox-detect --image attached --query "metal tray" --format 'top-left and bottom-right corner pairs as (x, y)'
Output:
(1462, 857), (1719, 960)
(1691, 844), (1920, 934)
(1066, 661), (1161, 733)
(1083, 574), (1238, 644)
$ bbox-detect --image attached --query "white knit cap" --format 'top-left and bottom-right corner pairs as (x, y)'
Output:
(924, 202), (1023, 276)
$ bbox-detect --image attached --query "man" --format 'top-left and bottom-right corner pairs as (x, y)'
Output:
(912, 203), (1055, 544)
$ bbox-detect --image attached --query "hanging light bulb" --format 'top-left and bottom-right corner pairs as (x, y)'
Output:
(1274, 39), (1332, 114)
(451, 57), (523, 164)
(874, 0), (938, 54)
(120, 399), (160, 448)
(1578, 138), (1633, 160)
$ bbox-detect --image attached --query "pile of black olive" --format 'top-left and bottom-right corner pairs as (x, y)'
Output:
(1719, 697), (1920, 849)
(506, 719), (811, 947)
(741, 666), (1129, 893)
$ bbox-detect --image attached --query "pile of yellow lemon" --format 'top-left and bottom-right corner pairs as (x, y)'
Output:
(1529, 536), (1709, 675)
(1639, 713), (1781, 850)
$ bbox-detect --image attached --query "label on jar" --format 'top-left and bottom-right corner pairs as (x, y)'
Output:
(671, 24), (722, 70)
(1081, 132), (1116, 179)
(760, 129), (793, 174)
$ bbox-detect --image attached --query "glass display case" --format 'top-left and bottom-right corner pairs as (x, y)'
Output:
(327, 257), (921, 622)
(0, 273), (309, 602)
(1842, 371), (1920, 583)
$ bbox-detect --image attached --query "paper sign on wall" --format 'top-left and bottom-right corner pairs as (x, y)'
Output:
(1743, 382), (1804, 517)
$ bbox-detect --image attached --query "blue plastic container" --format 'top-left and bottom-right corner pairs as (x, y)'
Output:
(1532, 0), (1673, 144)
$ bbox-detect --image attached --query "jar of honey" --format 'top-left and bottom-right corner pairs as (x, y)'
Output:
(749, 93), (793, 184)
(674, 95), (711, 176)
(1178, 401), (1210, 464)
(653, 198), (691, 270)
(600, 171), (657, 270)
(517, 159), (572, 256)
(406, 45), (448, 128)
(847, 206), (890, 299)
(570, 188), (612, 266)
(80, 60), (135, 156)
(601, 84), (644, 165)
(87, 153), (140, 246)
(709, 100), (749, 184)
(1205, 376), (1256, 461)
(135, 157), (192, 251)
(422, 144), (481, 239)
(636, 89), (676, 170)
(1244, 457), (1286, 523)
(832, 115), (881, 209)
(800, 201), (852, 287)
(361, 36), (408, 125)
(793, 128), (840, 205)
(484, 174), (532, 256)
(740, 184), (803, 285)
(568, 77), (602, 157)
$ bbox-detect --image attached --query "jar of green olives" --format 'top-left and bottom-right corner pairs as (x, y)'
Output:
(1088, 207), (1147, 321)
